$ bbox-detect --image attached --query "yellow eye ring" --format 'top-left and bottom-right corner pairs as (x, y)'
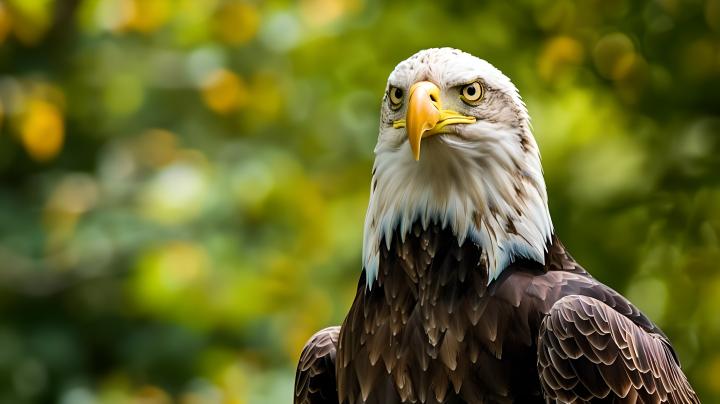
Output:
(460, 81), (484, 104)
(389, 86), (403, 108)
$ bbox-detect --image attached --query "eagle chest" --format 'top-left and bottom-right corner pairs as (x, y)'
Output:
(336, 222), (545, 404)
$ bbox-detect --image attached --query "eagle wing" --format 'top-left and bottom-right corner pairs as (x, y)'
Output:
(294, 326), (341, 404)
(537, 295), (700, 404)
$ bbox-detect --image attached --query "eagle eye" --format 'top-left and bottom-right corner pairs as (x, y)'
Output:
(460, 81), (484, 104)
(389, 86), (403, 108)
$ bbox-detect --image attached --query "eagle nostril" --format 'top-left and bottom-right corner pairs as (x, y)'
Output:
(430, 95), (437, 102)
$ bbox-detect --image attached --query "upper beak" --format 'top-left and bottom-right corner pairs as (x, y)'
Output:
(393, 81), (475, 160)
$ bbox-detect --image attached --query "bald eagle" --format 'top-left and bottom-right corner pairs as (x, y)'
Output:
(293, 48), (699, 404)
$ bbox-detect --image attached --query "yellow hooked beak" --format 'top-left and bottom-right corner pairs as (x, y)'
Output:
(393, 81), (476, 160)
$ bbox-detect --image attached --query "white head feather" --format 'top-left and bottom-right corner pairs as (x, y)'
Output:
(362, 48), (553, 288)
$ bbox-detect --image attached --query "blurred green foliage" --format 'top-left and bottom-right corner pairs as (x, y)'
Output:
(0, 0), (719, 403)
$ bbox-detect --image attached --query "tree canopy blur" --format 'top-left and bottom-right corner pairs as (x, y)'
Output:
(0, 0), (719, 403)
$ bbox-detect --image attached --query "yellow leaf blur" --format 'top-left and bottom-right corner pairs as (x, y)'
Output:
(132, 386), (172, 404)
(614, 55), (648, 104)
(249, 73), (281, 116)
(708, 354), (720, 392)
(213, 3), (260, 45)
(21, 101), (64, 162)
(43, 174), (99, 250)
(132, 242), (209, 309)
(0, 3), (12, 45)
(537, 36), (584, 81)
(127, 0), (170, 33)
(7, 0), (54, 45)
(300, 0), (365, 26)
(201, 69), (248, 114)
(300, 0), (344, 26)
(593, 33), (636, 80)
(133, 129), (178, 168)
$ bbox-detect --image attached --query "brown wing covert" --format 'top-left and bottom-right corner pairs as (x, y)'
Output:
(538, 295), (699, 404)
(295, 327), (341, 404)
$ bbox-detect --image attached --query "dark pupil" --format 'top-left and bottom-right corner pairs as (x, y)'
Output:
(466, 85), (476, 96)
(394, 88), (402, 100)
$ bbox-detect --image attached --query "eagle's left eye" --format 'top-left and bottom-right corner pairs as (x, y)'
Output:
(460, 81), (484, 104)
(389, 86), (403, 108)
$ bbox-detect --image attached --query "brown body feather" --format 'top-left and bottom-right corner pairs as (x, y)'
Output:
(294, 222), (698, 403)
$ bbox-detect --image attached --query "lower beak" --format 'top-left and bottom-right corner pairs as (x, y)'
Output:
(393, 81), (475, 160)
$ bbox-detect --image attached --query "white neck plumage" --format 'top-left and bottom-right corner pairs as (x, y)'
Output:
(362, 121), (553, 289)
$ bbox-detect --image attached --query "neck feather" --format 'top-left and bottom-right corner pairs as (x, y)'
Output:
(362, 127), (553, 289)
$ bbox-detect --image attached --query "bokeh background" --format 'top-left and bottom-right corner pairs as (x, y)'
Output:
(0, 0), (719, 402)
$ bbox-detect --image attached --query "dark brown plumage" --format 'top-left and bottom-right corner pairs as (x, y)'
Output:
(295, 327), (340, 404)
(294, 222), (699, 403)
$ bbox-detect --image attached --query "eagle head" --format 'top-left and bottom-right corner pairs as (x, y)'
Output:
(362, 48), (554, 288)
